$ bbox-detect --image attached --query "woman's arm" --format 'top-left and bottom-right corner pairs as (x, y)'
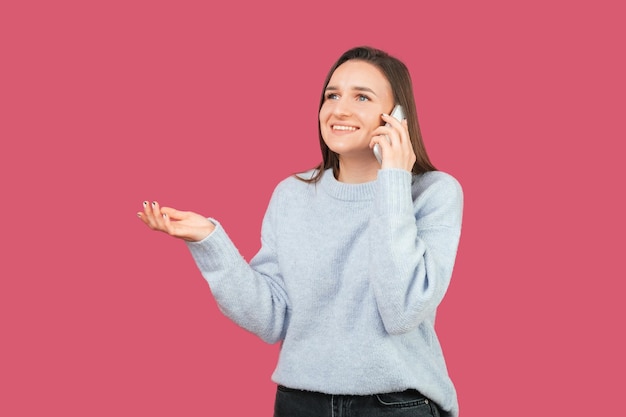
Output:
(137, 196), (290, 344)
(369, 170), (463, 335)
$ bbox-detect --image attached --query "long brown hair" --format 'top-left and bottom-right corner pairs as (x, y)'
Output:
(302, 46), (436, 183)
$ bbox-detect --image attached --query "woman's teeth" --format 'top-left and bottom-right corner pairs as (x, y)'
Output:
(333, 125), (357, 131)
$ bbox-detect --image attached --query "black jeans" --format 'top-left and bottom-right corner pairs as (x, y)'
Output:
(274, 385), (441, 417)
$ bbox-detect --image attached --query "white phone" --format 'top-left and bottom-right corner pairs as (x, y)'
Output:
(373, 105), (405, 164)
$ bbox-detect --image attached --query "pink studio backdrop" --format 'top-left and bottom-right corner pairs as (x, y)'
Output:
(1, 1), (624, 416)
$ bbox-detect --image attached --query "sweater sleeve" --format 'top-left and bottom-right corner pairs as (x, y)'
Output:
(185, 188), (289, 344)
(370, 169), (463, 335)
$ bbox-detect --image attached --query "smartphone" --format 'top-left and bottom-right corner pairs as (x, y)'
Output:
(373, 105), (405, 164)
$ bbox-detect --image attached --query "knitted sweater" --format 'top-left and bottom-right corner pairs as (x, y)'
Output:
(186, 168), (463, 417)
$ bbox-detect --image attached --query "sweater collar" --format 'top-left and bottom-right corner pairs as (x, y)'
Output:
(320, 169), (377, 201)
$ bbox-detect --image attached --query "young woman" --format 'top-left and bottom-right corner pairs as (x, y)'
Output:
(138, 46), (463, 417)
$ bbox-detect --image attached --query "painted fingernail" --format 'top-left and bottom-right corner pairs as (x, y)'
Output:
(137, 212), (142, 218)
(143, 201), (148, 207)
(152, 201), (156, 207)
(162, 213), (167, 219)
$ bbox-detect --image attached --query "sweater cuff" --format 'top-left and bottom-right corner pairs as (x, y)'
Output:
(185, 218), (244, 272)
(376, 169), (414, 217)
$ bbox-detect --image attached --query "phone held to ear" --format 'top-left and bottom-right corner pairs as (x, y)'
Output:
(373, 105), (405, 164)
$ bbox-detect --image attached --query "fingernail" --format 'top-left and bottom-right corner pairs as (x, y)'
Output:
(152, 201), (156, 207)
(162, 213), (167, 219)
(143, 201), (147, 207)
(137, 212), (142, 218)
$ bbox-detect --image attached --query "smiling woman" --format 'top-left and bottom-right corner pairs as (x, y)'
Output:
(137, 46), (463, 417)
(318, 60), (396, 174)
(307, 46), (436, 185)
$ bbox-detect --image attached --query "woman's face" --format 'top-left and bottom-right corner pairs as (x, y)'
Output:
(319, 60), (395, 161)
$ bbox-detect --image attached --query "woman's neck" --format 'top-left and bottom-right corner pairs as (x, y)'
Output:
(336, 158), (379, 184)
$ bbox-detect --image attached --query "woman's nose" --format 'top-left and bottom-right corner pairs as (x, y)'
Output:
(332, 98), (352, 117)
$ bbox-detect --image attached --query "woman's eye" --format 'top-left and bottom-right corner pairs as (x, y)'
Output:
(326, 93), (339, 100)
(357, 95), (370, 102)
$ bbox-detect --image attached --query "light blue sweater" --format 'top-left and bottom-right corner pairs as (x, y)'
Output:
(186, 168), (463, 417)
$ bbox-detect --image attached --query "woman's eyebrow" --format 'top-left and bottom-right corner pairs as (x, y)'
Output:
(325, 85), (378, 96)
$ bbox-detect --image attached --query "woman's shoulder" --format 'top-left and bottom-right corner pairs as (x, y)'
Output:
(415, 170), (461, 189)
(271, 169), (319, 195)
(413, 170), (463, 200)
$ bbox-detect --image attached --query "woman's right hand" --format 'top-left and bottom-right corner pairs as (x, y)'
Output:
(137, 201), (215, 242)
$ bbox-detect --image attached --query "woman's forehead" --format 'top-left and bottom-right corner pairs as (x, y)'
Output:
(327, 60), (391, 92)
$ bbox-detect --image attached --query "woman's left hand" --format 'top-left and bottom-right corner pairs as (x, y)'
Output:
(370, 114), (416, 171)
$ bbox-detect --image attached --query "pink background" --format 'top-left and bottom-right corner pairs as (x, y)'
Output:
(1, 0), (624, 415)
